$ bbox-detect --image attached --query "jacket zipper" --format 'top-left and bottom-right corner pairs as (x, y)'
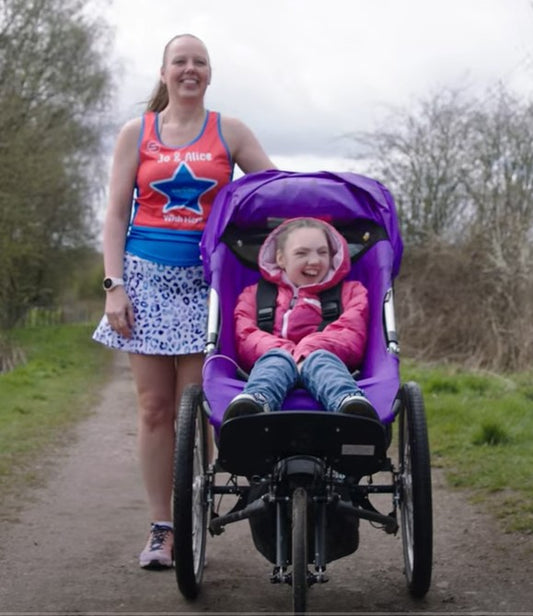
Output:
(281, 290), (298, 338)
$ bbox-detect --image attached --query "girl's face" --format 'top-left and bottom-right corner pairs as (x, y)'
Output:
(161, 36), (211, 99)
(276, 227), (332, 287)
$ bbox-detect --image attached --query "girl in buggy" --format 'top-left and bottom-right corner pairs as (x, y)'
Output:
(224, 216), (379, 422)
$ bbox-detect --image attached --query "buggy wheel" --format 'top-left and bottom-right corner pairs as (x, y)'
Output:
(173, 383), (208, 600)
(399, 381), (433, 597)
(292, 486), (308, 614)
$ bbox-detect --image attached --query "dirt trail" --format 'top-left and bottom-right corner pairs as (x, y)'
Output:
(1, 352), (532, 614)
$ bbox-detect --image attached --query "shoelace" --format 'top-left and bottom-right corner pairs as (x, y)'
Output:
(149, 525), (172, 551)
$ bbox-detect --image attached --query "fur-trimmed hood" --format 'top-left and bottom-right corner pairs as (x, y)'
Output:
(257, 218), (350, 292)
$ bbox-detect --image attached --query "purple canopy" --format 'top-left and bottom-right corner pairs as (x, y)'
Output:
(201, 169), (403, 280)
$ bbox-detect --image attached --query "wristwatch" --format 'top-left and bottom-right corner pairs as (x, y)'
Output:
(103, 276), (125, 291)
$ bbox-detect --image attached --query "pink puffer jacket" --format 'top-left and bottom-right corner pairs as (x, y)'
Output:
(234, 218), (369, 372)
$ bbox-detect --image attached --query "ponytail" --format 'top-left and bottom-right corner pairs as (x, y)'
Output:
(147, 81), (168, 112)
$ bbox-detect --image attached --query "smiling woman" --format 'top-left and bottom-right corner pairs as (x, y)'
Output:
(91, 32), (275, 570)
(147, 34), (212, 113)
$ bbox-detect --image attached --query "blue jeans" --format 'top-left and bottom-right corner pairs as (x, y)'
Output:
(242, 348), (364, 412)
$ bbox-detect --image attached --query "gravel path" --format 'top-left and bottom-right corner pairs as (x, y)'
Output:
(1, 352), (532, 614)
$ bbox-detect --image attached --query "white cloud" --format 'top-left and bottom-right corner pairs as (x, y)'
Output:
(104, 0), (533, 168)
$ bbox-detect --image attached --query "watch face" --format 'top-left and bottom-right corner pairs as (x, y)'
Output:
(103, 277), (123, 290)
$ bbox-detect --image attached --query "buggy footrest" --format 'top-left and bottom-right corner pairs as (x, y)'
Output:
(218, 411), (387, 477)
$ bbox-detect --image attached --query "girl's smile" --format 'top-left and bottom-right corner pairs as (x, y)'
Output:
(276, 227), (332, 287)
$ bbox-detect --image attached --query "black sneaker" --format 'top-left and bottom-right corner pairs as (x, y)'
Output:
(223, 393), (270, 421)
(338, 394), (379, 420)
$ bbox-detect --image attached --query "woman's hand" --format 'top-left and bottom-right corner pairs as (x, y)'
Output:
(105, 287), (135, 338)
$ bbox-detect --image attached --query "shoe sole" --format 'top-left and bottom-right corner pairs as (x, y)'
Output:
(340, 401), (379, 420)
(224, 400), (263, 421)
(140, 547), (174, 570)
(140, 559), (174, 570)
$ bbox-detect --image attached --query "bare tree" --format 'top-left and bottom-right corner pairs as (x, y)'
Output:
(0, 0), (114, 328)
(349, 86), (533, 371)
(463, 89), (533, 370)
(352, 89), (473, 245)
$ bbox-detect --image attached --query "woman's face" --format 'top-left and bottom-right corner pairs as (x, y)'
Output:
(276, 227), (332, 287)
(161, 35), (211, 100)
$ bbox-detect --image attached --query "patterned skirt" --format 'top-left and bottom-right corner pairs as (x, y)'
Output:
(92, 253), (208, 355)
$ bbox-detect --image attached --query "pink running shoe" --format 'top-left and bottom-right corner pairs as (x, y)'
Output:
(139, 523), (174, 569)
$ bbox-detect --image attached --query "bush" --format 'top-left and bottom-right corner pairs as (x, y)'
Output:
(396, 237), (533, 372)
(472, 421), (511, 446)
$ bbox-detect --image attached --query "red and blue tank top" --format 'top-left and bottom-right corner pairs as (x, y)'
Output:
(125, 111), (233, 266)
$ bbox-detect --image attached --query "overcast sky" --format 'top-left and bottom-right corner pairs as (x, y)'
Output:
(104, 0), (533, 172)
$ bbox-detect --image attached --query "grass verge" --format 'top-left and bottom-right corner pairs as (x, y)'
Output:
(402, 360), (533, 533)
(0, 324), (113, 497)
(1, 328), (531, 535)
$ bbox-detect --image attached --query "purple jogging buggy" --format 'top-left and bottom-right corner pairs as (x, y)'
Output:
(172, 170), (433, 613)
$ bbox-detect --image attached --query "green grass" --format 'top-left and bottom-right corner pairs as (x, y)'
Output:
(402, 360), (533, 533)
(1, 329), (532, 535)
(0, 324), (113, 495)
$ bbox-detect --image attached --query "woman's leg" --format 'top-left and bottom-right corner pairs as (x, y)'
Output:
(129, 353), (179, 523)
(299, 350), (363, 411)
(175, 352), (204, 404)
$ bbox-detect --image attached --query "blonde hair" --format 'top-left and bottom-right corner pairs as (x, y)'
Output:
(146, 34), (211, 112)
(276, 218), (333, 254)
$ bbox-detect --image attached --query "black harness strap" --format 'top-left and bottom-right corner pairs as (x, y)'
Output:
(256, 278), (279, 333)
(256, 277), (342, 334)
(316, 284), (343, 331)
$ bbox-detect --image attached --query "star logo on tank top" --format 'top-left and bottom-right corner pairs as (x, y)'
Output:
(151, 162), (217, 215)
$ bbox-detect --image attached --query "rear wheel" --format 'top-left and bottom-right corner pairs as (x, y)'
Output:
(398, 381), (433, 597)
(173, 383), (208, 600)
(292, 486), (308, 614)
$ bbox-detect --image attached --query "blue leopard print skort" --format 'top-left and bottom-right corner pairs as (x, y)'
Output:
(92, 253), (208, 355)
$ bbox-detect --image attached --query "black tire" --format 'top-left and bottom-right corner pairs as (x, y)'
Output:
(173, 383), (208, 600)
(292, 486), (308, 614)
(399, 381), (433, 597)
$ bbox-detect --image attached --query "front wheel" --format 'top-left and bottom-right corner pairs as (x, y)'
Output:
(398, 381), (433, 598)
(173, 383), (208, 600)
(292, 486), (308, 614)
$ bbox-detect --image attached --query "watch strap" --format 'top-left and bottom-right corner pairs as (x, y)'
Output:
(103, 276), (125, 291)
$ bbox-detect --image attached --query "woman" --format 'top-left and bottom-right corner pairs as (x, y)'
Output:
(93, 33), (275, 569)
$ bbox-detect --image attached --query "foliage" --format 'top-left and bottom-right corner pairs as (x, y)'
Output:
(351, 85), (533, 371)
(0, 323), (112, 493)
(0, 332), (25, 373)
(0, 0), (115, 329)
(395, 238), (533, 372)
(354, 89), (472, 243)
(354, 86), (533, 247)
(472, 421), (510, 447)
(402, 360), (533, 533)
